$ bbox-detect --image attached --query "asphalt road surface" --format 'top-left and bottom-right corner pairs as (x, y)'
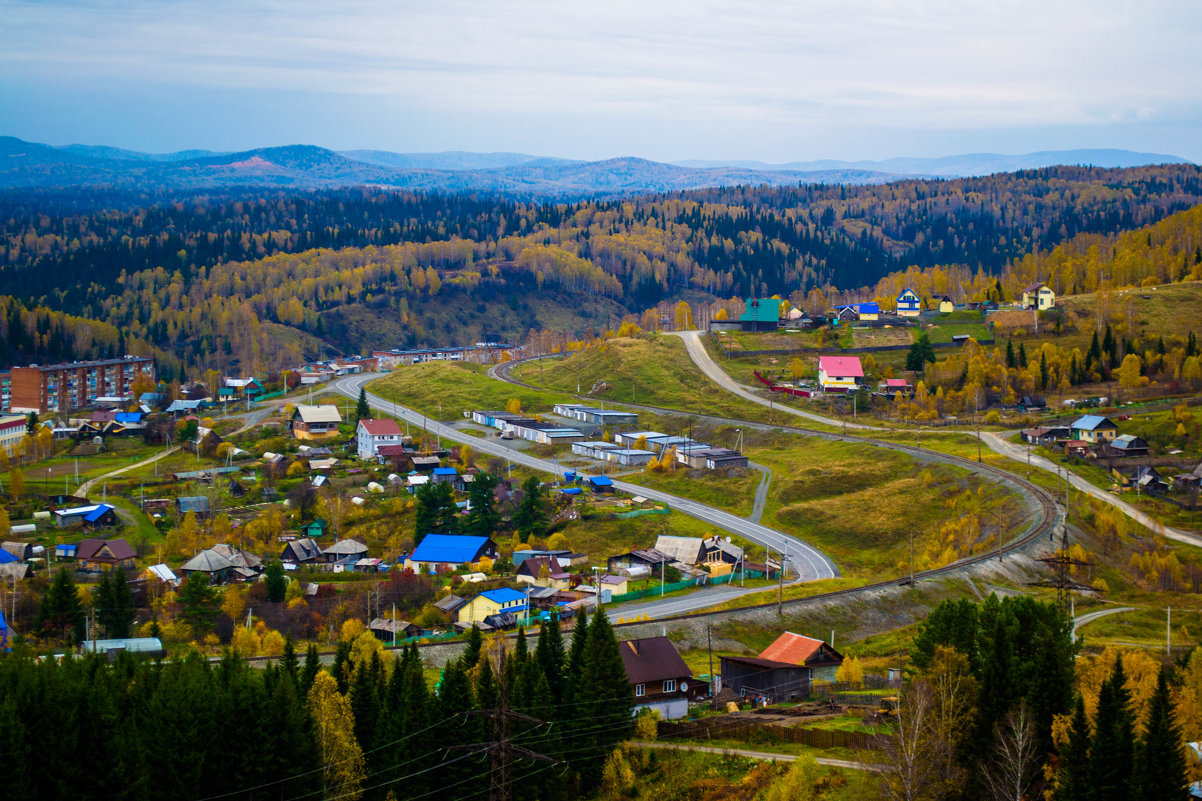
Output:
(333, 374), (839, 619)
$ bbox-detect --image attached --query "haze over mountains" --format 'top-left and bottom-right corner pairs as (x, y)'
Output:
(0, 135), (1191, 199)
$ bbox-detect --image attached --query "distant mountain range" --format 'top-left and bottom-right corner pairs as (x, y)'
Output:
(0, 136), (1192, 198)
(674, 149), (1192, 177)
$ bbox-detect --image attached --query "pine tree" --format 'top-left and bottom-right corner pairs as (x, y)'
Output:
(280, 637), (299, 684)
(1090, 655), (1135, 801)
(1018, 342), (1028, 368)
(1039, 351), (1050, 390)
(1131, 666), (1189, 800)
(475, 653), (498, 710)
(355, 387), (369, 421)
(463, 472), (501, 537)
(264, 560), (287, 602)
(300, 644), (321, 694)
(1006, 340), (1016, 369)
(536, 617), (566, 705)
(349, 656), (379, 755)
(513, 476), (550, 540)
(95, 569), (135, 638)
(36, 569), (85, 643)
(1055, 695), (1092, 801)
(462, 624), (483, 670)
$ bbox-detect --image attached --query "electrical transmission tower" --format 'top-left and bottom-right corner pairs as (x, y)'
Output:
(1028, 518), (1094, 615)
(449, 649), (556, 801)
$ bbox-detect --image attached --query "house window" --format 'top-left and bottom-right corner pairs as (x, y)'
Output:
(635, 684), (645, 697)
(663, 679), (677, 693)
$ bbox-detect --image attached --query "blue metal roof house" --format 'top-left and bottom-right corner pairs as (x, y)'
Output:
(587, 475), (615, 493)
(432, 466), (458, 484)
(404, 534), (498, 572)
(1070, 415), (1119, 443)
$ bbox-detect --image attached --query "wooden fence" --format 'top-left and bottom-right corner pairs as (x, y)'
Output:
(657, 718), (881, 751)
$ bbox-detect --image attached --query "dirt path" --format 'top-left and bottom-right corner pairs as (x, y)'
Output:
(748, 462), (771, 524)
(634, 741), (882, 772)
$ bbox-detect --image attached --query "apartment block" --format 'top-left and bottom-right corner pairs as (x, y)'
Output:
(8, 357), (155, 414)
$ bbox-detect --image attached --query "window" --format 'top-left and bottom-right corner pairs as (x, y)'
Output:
(635, 684), (645, 698)
(663, 679), (677, 693)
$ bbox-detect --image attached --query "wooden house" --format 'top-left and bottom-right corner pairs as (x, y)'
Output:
(758, 631), (844, 683)
(620, 636), (707, 720)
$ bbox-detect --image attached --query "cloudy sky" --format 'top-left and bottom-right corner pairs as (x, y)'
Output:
(2, 0), (1199, 162)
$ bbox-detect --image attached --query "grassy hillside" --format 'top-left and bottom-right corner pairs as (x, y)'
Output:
(529, 334), (779, 423)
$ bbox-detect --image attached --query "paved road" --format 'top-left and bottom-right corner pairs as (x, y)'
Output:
(748, 462), (771, 524)
(674, 330), (1202, 550)
(332, 374), (840, 619)
(635, 741), (882, 772)
(78, 402), (278, 497)
(672, 330), (874, 430)
(1072, 606), (1136, 640)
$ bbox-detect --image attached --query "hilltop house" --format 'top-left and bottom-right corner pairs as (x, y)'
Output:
(1022, 283), (1056, 310)
(620, 636), (706, 720)
(739, 298), (781, 332)
(356, 418), (406, 459)
(290, 405), (343, 441)
(896, 288), (922, 317)
(817, 355), (863, 393)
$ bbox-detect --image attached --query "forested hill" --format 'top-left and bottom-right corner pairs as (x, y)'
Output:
(2, 163), (1202, 376)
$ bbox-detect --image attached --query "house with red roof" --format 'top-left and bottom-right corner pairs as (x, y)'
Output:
(758, 631), (845, 683)
(817, 356), (863, 393)
(356, 418), (406, 459)
(879, 377), (913, 397)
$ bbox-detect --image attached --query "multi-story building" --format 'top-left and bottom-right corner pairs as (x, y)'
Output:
(7, 357), (155, 414)
(0, 414), (27, 454)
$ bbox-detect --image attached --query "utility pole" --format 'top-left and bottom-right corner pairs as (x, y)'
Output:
(707, 624), (716, 710)
(777, 548), (785, 615)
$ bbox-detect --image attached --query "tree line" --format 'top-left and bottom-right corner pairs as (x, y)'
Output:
(3, 164), (1202, 373)
(0, 606), (634, 801)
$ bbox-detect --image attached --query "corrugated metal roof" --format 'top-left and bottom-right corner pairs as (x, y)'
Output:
(408, 534), (490, 564)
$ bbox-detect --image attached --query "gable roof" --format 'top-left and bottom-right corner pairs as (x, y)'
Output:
(182, 549), (235, 573)
(283, 538), (322, 561)
(76, 537), (136, 562)
(83, 503), (116, 523)
(210, 543), (262, 569)
(358, 418), (403, 436)
(294, 404), (343, 424)
(408, 534), (492, 564)
(176, 496), (210, 514)
(654, 535), (704, 564)
(432, 467), (458, 476)
(619, 636), (692, 685)
(1071, 414), (1117, 431)
(759, 631), (829, 665)
(323, 538), (369, 556)
(434, 594), (466, 612)
(516, 555), (569, 579)
(1024, 282), (1050, 293)
(817, 355), (864, 378)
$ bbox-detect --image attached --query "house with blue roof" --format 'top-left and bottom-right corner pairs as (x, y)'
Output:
(896, 288), (922, 317)
(587, 475), (615, 494)
(1070, 415), (1119, 444)
(458, 587), (529, 627)
(432, 466), (458, 484)
(404, 534), (498, 573)
(834, 302), (880, 322)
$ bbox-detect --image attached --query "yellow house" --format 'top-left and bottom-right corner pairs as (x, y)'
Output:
(457, 588), (528, 625)
(896, 289), (922, 317)
(1022, 283), (1056, 310)
(938, 296), (955, 313)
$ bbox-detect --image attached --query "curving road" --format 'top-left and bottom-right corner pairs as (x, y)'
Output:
(672, 330), (1202, 550)
(332, 374), (840, 619)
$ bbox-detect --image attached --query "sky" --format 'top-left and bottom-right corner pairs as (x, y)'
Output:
(2, 0), (1200, 162)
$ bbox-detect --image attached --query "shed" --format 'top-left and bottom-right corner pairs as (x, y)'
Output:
(586, 475), (615, 494)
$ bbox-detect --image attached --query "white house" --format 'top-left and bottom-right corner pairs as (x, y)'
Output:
(356, 418), (405, 459)
(896, 288), (922, 317)
(817, 355), (864, 392)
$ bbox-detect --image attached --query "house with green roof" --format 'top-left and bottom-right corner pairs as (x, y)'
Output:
(739, 298), (780, 332)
